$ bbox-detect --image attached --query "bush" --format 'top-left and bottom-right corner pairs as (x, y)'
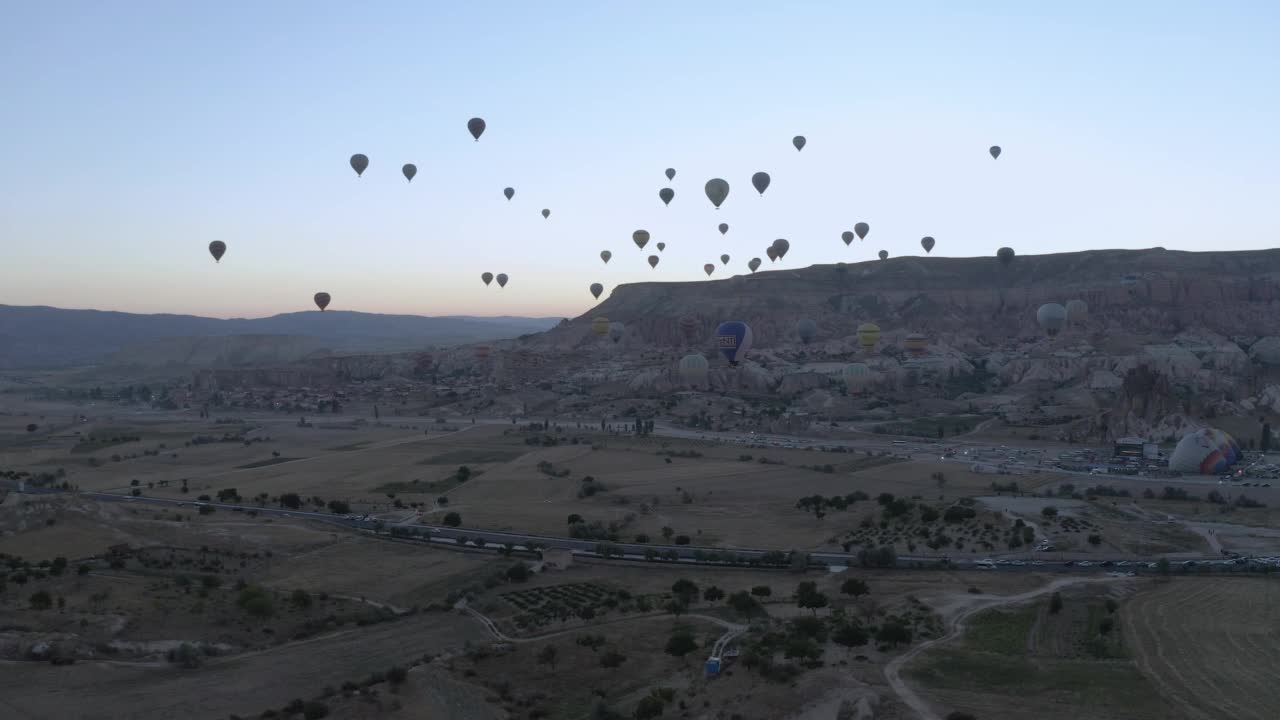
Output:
(750, 585), (772, 597)
(1049, 591), (1063, 615)
(237, 585), (274, 618)
(443, 512), (462, 527)
(1041, 506), (1059, 518)
(387, 665), (408, 685)
(290, 589), (313, 608)
(505, 562), (530, 582)
(600, 650), (627, 668)
(168, 642), (204, 668)
(946, 713), (978, 720)
(29, 590), (53, 610)
(302, 701), (330, 719)
(665, 631), (698, 657)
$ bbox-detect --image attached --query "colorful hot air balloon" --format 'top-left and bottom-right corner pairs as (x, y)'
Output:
(496, 273), (509, 288)
(633, 230), (650, 250)
(720, 254), (730, 266)
(467, 117), (486, 141)
(1037, 303), (1067, 337)
(314, 292), (331, 311)
(792, 136), (806, 151)
(402, 164), (417, 182)
(541, 209), (551, 219)
(678, 316), (699, 342)
(659, 188), (674, 206)
(921, 236), (935, 253)
(608, 322), (624, 344)
(841, 363), (873, 392)
(665, 168), (676, 181)
(600, 250), (612, 264)
(678, 354), (709, 385)
(904, 333), (929, 356)
(704, 178), (729, 209)
(989, 145), (1001, 160)
(715, 321), (753, 365)
(481, 272), (494, 286)
(592, 317), (610, 337)
(1169, 428), (1242, 474)
(751, 171), (771, 195)
(748, 258), (761, 272)
(504, 187), (515, 200)
(718, 223), (729, 235)
(797, 318), (817, 345)
(656, 242), (666, 252)
(878, 250), (888, 261)
(1066, 299), (1089, 325)
(704, 264), (715, 277)
(349, 154), (368, 177)
(997, 247), (1015, 267)
(856, 323), (880, 352)
(648, 255), (659, 269)
(590, 283), (604, 299)
(208, 241), (226, 263)
(841, 231), (854, 246)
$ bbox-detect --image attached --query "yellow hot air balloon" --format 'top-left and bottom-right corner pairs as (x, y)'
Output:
(857, 323), (881, 352)
(592, 317), (610, 337)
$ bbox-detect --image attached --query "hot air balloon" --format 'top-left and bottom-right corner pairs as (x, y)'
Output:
(715, 321), (753, 365)
(496, 273), (509, 288)
(766, 247), (779, 262)
(921, 236), (935, 253)
(720, 254), (730, 266)
(541, 209), (550, 219)
(314, 292), (331, 312)
(856, 323), (880, 352)
(592, 317), (610, 337)
(878, 250), (888, 261)
(474, 344), (491, 360)
(504, 187), (514, 200)
(841, 363), (873, 392)
(665, 168), (676, 181)
(349, 154), (368, 177)
(904, 333), (929, 356)
(590, 283), (604, 299)
(997, 247), (1015, 267)
(792, 136), (806, 151)
(600, 250), (612, 264)
(648, 255), (659, 269)
(704, 178), (729, 209)
(703, 264), (715, 277)
(608, 322), (624, 344)
(797, 318), (817, 345)
(659, 188), (674, 206)
(633, 230), (650, 250)
(678, 354), (709, 386)
(1037, 303), (1067, 337)
(718, 223), (729, 235)
(678, 316), (699, 342)
(657, 242), (666, 252)
(1066, 299), (1089, 325)
(772, 238), (790, 259)
(751, 171), (771, 195)
(1169, 428), (1242, 474)
(841, 231), (854, 246)
(748, 258), (761, 273)
(208, 241), (226, 263)
(989, 145), (1001, 160)
(481, 272), (494, 286)
(467, 117), (486, 141)
(855, 222), (870, 240)
(402, 164), (417, 182)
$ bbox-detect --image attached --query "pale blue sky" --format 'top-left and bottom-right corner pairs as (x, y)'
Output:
(2, 1), (1278, 318)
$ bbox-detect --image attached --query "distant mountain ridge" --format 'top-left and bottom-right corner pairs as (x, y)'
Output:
(0, 305), (560, 369)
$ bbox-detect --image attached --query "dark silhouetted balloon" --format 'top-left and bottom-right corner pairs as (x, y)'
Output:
(657, 242), (666, 252)
(997, 247), (1015, 266)
(402, 164), (417, 182)
(797, 318), (817, 344)
(467, 117), (486, 141)
(633, 230), (650, 250)
(704, 178), (729, 209)
(590, 283), (604, 299)
(751, 171), (771, 195)
(659, 187), (674, 206)
(766, 247), (778, 262)
(481, 272), (494, 286)
(718, 223), (729, 235)
(841, 231), (854, 246)
(504, 187), (514, 200)
(541, 208), (550, 219)
(314, 292), (331, 311)
(921, 236), (935, 253)
(665, 168), (676, 181)
(496, 273), (508, 288)
(600, 250), (611, 264)
(349, 154), (368, 177)
(854, 222), (869, 240)
(703, 263), (715, 277)
(748, 257), (762, 272)
(792, 136), (806, 151)
(648, 255), (659, 269)
(989, 145), (1001, 160)
(609, 322), (624, 343)
(878, 250), (888, 260)
(772, 238), (790, 259)
(720, 254), (730, 266)
(208, 241), (226, 263)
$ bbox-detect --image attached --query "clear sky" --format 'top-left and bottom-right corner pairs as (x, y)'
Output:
(3, 1), (1278, 319)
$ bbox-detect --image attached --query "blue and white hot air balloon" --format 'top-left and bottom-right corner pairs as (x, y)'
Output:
(715, 321), (753, 365)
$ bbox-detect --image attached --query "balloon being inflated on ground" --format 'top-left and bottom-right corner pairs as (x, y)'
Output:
(1169, 428), (1242, 475)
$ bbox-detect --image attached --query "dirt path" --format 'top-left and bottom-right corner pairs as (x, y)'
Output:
(883, 575), (1125, 720)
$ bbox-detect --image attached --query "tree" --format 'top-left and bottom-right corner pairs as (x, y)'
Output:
(1049, 591), (1063, 615)
(671, 579), (699, 604)
(750, 585), (772, 597)
(443, 512), (462, 527)
(505, 562), (530, 582)
(876, 621), (912, 648)
(536, 645), (558, 670)
(840, 578), (870, 598)
(29, 590), (53, 610)
(25, 423), (38, 433)
(168, 642), (204, 668)
(387, 665), (408, 685)
(1087, 533), (1102, 546)
(599, 650), (627, 668)
(1041, 506), (1059, 518)
(661, 526), (674, 541)
(290, 589), (313, 608)
(1155, 558), (1171, 575)
(702, 586), (725, 602)
(664, 631), (698, 658)
(833, 623), (869, 651)
(327, 499), (350, 514)
(1099, 617), (1115, 635)
(302, 701), (330, 719)
(634, 696), (665, 720)
(727, 591), (762, 616)
(576, 635), (607, 652)
(797, 587), (829, 615)
(568, 513), (584, 525)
